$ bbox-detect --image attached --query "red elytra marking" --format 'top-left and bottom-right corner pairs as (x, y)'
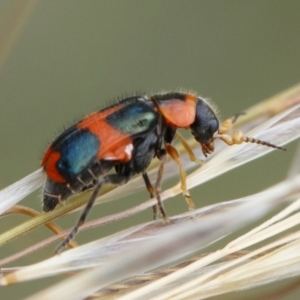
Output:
(76, 105), (122, 128)
(42, 150), (66, 183)
(42, 104), (134, 183)
(41, 105), (123, 169)
(42, 146), (53, 166)
(96, 121), (133, 161)
(77, 111), (133, 162)
(156, 94), (197, 128)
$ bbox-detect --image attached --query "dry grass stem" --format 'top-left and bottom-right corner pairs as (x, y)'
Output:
(0, 84), (300, 299)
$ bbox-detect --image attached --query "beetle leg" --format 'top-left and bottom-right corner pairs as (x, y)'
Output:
(142, 172), (159, 220)
(55, 174), (129, 254)
(175, 131), (203, 164)
(218, 112), (245, 134)
(165, 143), (196, 210)
(154, 149), (170, 222)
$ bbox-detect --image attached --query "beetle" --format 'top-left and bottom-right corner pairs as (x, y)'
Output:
(42, 92), (284, 252)
(42, 96), (168, 252)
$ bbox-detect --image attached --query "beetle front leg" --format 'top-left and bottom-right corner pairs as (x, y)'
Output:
(218, 113), (245, 135)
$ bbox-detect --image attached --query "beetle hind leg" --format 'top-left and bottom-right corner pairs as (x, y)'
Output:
(142, 172), (160, 220)
(55, 174), (129, 254)
(152, 149), (170, 222)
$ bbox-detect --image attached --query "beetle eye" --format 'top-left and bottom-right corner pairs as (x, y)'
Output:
(208, 119), (219, 135)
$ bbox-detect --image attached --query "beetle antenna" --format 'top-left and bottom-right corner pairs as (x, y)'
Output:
(241, 136), (286, 151)
(217, 131), (286, 151)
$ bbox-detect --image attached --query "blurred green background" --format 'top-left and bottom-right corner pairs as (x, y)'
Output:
(0, 1), (299, 299)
